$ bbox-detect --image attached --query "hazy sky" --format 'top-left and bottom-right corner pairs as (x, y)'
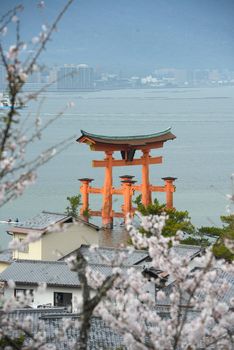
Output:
(1, 0), (234, 74)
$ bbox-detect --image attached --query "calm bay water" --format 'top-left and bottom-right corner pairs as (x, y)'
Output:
(1, 86), (234, 247)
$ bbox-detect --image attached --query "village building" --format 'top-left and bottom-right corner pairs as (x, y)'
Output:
(0, 260), (82, 309)
(0, 250), (12, 273)
(1, 267), (233, 349)
(0, 244), (205, 310)
(7, 211), (100, 261)
(0, 252), (155, 309)
(155, 268), (234, 318)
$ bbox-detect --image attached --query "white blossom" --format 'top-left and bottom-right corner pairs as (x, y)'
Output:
(18, 70), (28, 82)
(1, 26), (7, 36)
(7, 45), (18, 60)
(11, 15), (19, 23)
(38, 1), (45, 8)
(7, 280), (15, 289)
(42, 24), (47, 32)
(32, 36), (39, 44)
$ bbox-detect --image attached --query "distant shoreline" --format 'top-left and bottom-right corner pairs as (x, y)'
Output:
(21, 84), (234, 94)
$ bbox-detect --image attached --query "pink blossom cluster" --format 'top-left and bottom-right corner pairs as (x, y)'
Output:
(91, 213), (234, 350)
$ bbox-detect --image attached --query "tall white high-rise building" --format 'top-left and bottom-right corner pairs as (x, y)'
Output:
(57, 64), (94, 90)
(77, 64), (94, 89)
(57, 65), (79, 90)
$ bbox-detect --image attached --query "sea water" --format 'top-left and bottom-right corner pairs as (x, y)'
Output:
(1, 86), (234, 247)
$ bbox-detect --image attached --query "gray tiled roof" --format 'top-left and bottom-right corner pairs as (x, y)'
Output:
(156, 268), (234, 307)
(171, 244), (203, 259)
(3, 306), (232, 349)
(0, 260), (80, 287)
(43, 315), (124, 349)
(0, 260), (144, 287)
(91, 263), (144, 278)
(13, 211), (70, 230)
(136, 245), (203, 267)
(60, 244), (149, 265)
(1, 309), (124, 350)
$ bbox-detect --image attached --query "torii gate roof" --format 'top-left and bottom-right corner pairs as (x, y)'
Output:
(77, 127), (176, 151)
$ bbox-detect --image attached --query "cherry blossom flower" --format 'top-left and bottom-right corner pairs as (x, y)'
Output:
(7, 45), (18, 60)
(0, 26), (8, 36)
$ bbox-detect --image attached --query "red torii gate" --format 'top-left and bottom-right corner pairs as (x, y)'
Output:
(77, 128), (176, 228)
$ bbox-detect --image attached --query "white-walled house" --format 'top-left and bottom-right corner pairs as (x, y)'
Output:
(0, 254), (156, 310)
(0, 260), (82, 310)
(7, 211), (100, 261)
(0, 260), (81, 308)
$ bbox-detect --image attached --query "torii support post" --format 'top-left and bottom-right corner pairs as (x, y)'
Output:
(102, 151), (114, 228)
(79, 178), (94, 220)
(162, 177), (177, 209)
(141, 149), (151, 206)
(121, 178), (136, 221)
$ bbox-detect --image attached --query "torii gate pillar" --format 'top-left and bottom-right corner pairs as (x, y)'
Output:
(142, 149), (151, 206)
(102, 151), (114, 228)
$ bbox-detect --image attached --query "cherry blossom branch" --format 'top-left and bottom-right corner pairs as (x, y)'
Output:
(25, 0), (74, 75)
(0, 0), (76, 207)
(67, 251), (119, 350)
(0, 5), (23, 33)
(1, 135), (74, 207)
(172, 253), (214, 349)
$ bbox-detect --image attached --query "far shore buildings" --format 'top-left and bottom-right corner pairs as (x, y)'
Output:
(57, 64), (94, 90)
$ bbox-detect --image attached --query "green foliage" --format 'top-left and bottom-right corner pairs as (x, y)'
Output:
(181, 236), (210, 247)
(162, 208), (195, 237)
(212, 214), (234, 262)
(180, 226), (219, 247)
(66, 194), (81, 219)
(134, 196), (195, 238)
(82, 208), (91, 219)
(134, 195), (165, 216)
(196, 215), (234, 262)
(133, 194), (142, 207)
(212, 241), (234, 262)
(198, 226), (223, 237)
(220, 214), (234, 227)
(0, 334), (25, 347)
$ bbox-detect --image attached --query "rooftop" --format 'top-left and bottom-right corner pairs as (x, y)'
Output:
(171, 244), (203, 259)
(136, 244), (203, 267)
(0, 260), (80, 287)
(0, 259), (145, 288)
(77, 128), (176, 151)
(156, 268), (234, 307)
(60, 244), (149, 265)
(9, 211), (71, 234)
(1, 309), (124, 350)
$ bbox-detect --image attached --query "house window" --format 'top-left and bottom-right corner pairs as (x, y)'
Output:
(54, 292), (72, 308)
(14, 288), (34, 302)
